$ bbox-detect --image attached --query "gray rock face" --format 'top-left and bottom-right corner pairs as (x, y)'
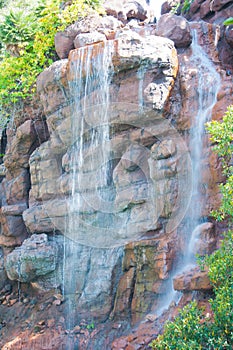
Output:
(0, 248), (7, 289)
(74, 31), (106, 48)
(5, 234), (59, 283)
(157, 13), (192, 48)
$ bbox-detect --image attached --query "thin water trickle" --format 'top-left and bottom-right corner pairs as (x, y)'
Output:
(185, 28), (221, 265)
(156, 28), (221, 314)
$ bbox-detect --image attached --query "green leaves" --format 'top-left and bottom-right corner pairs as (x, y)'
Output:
(0, 10), (37, 46)
(223, 17), (233, 26)
(206, 106), (233, 221)
(0, 0), (103, 114)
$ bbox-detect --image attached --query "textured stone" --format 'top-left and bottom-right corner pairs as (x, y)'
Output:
(1, 12), (232, 348)
(4, 120), (40, 171)
(161, 1), (180, 16)
(119, 235), (177, 324)
(211, 0), (232, 11)
(55, 14), (123, 59)
(225, 25), (233, 48)
(157, 14), (192, 48)
(111, 267), (135, 318)
(2, 170), (30, 205)
(104, 0), (149, 22)
(0, 248), (7, 289)
(37, 60), (69, 115)
(173, 267), (212, 291)
(151, 140), (176, 160)
(5, 234), (58, 283)
(1, 214), (27, 238)
(74, 31), (106, 48)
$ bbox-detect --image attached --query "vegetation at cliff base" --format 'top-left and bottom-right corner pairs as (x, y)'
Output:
(150, 106), (233, 349)
(0, 0), (103, 123)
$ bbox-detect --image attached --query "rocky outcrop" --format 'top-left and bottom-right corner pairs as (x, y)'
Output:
(156, 13), (192, 48)
(112, 234), (178, 324)
(5, 234), (59, 284)
(173, 267), (212, 291)
(0, 101), (49, 254)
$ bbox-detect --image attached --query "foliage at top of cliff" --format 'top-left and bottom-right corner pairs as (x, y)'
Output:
(0, 0), (103, 125)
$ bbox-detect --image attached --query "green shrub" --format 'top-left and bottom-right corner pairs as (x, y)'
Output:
(206, 105), (233, 221)
(0, 0), (103, 122)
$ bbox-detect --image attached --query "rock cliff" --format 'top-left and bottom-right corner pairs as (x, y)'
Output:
(0, 1), (232, 349)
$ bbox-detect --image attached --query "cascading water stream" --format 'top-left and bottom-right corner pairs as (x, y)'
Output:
(62, 41), (115, 336)
(155, 27), (221, 315)
(184, 28), (221, 267)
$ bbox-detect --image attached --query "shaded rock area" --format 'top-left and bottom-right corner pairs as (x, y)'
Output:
(0, 0), (233, 349)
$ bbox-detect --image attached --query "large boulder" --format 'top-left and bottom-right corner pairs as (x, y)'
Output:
(173, 267), (212, 291)
(157, 13), (192, 48)
(5, 234), (59, 283)
(55, 14), (123, 59)
(74, 31), (106, 48)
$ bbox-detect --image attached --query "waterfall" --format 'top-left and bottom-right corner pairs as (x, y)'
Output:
(155, 28), (221, 315)
(184, 29), (221, 266)
(62, 41), (116, 335)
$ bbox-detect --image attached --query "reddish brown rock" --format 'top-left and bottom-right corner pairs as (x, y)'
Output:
(55, 14), (123, 58)
(161, 1), (181, 15)
(211, 0), (232, 11)
(2, 171), (30, 205)
(4, 120), (41, 172)
(111, 268), (135, 318)
(1, 215), (27, 238)
(200, 1), (213, 19)
(157, 14), (192, 48)
(173, 267), (212, 291)
(183, 0), (233, 24)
